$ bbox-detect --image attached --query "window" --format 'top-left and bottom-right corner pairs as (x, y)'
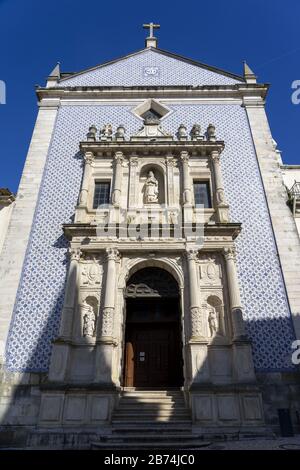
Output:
(93, 182), (110, 209)
(194, 181), (212, 208)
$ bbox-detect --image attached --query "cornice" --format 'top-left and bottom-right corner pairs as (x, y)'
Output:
(62, 222), (242, 241)
(36, 83), (269, 103)
(79, 139), (225, 156)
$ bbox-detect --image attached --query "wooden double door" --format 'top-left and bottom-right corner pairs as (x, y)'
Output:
(124, 298), (183, 387)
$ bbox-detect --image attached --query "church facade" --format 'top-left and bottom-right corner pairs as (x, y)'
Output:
(0, 29), (299, 447)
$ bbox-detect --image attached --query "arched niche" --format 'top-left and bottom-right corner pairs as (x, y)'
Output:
(139, 163), (165, 205)
(206, 294), (226, 338)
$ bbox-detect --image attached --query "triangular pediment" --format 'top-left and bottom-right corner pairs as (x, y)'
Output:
(57, 48), (244, 87)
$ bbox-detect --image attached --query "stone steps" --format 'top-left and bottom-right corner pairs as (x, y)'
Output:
(91, 389), (198, 449)
(91, 439), (210, 450)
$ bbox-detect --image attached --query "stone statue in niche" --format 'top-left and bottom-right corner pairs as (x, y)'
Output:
(144, 171), (159, 203)
(208, 306), (219, 337)
(82, 300), (96, 337)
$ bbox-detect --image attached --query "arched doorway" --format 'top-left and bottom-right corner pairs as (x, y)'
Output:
(123, 267), (184, 388)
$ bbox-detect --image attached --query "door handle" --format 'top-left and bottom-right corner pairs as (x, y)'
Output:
(139, 352), (145, 362)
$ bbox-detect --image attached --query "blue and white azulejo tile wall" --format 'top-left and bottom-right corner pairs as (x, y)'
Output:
(5, 103), (295, 372)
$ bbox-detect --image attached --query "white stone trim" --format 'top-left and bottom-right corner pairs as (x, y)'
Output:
(245, 103), (300, 339)
(0, 106), (59, 360)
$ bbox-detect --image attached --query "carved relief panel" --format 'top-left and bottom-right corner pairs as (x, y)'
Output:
(198, 253), (229, 341)
(72, 254), (104, 341)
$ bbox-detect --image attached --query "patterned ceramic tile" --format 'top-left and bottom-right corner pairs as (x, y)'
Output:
(59, 49), (242, 87)
(5, 103), (295, 372)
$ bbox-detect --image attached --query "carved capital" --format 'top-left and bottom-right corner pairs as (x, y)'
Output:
(129, 156), (139, 167)
(84, 152), (94, 165)
(223, 247), (236, 262)
(106, 247), (120, 262)
(165, 155), (177, 167)
(211, 151), (221, 163)
(68, 247), (82, 262)
(186, 249), (199, 261)
(180, 151), (189, 164)
(114, 151), (124, 165)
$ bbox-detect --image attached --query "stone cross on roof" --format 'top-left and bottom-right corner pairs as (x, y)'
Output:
(143, 22), (160, 48)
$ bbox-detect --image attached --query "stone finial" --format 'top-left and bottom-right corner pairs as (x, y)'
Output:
(190, 124), (202, 141)
(49, 62), (60, 78)
(243, 61), (257, 84)
(177, 124), (188, 140)
(86, 125), (97, 141)
(206, 124), (216, 142)
(46, 62), (61, 87)
(115, 125), (126, 140)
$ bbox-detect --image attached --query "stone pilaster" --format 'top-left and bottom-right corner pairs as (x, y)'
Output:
(211, 150), (229, 223)
(112, 152), (124, 207)
(165, 154), (176, 206)
(128, 155), (139, 208)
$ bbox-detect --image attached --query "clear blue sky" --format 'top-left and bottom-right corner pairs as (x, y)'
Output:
(0, 0), (299, 192)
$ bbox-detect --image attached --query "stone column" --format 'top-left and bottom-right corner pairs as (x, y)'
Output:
(100, 247), (120, 339)
(186, 249), (210, 385)
(180, 151), (192, 205)
(48, 247), (81, 382)
(186, 249), (203, 339)
(79, 152), (94, 206)
(59, 248), (82, 339)
(94, 247), (120, 385)
(112, 151), (124, 207)
(211, 150), (229, 223)
(223, 247), (247, 340)
(224, 247), (256, 382)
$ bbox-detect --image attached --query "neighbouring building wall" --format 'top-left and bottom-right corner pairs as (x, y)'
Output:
(0, 189), (15, 255)
(281, 165), (300, 236)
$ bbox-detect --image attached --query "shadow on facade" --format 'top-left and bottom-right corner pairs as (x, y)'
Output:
(1, 284), (300, 448)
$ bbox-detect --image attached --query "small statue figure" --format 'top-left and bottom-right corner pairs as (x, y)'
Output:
(144, 170), (159, 203)
(100, 124), (113, 140)
(169, 211), (178, 225)
(177, 124), (188, 140)
(115, 125), (126, 139)
(190, 124), (201, 140)
(206, 124), (216, 141)
(208, 306), (218, 336)
(82, 300), (96, 337)
(86, 125), (97, 141)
